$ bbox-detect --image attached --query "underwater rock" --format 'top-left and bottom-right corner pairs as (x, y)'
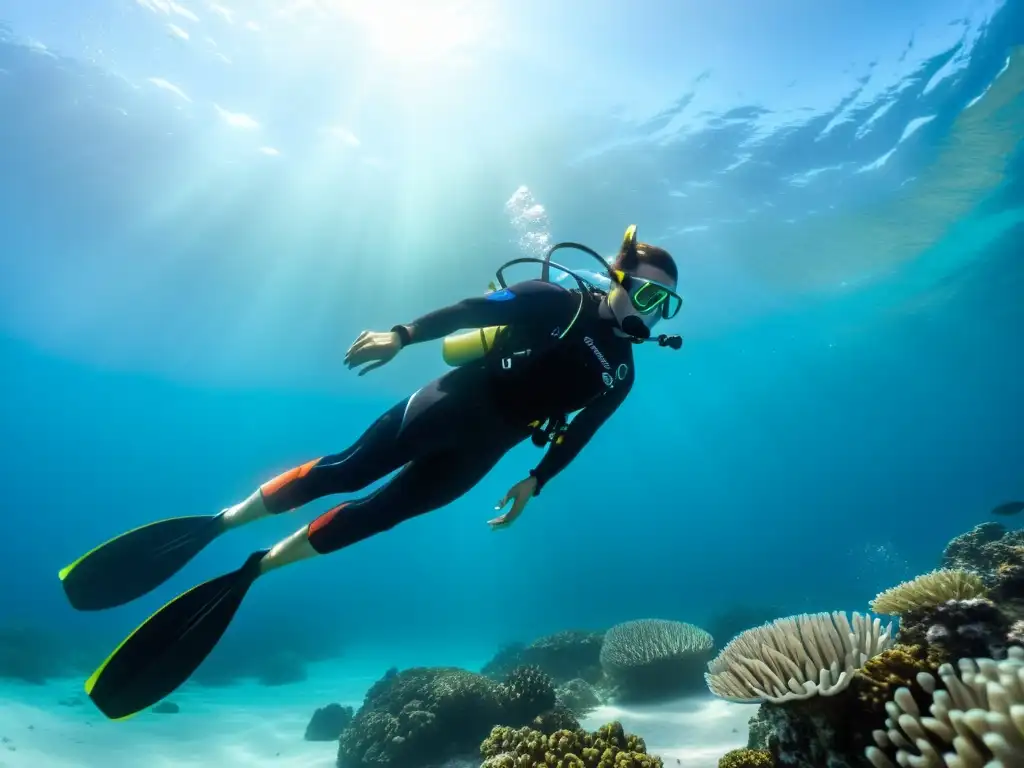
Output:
(897, 597), (1011, 662)
(337, 665), (561, 768)
(152, 701), (180, 714)
(306, 703), (354, 741)
(940, 521), (1024, 585)
(482, 631), (605, 685)
(746, 707), (773, 751)
(758, 692), (873, 768)
(599, 619), (714, 702)
(480, 720), (662, 768)
(555, 678), (601, 716)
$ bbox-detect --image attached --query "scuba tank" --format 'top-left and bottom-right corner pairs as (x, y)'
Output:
(442, 325), (506, 367)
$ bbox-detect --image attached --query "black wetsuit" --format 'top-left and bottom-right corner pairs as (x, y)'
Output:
(259, 279), (636, 554)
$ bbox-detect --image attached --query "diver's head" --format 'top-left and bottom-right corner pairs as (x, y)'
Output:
(605, 232), (681, 339)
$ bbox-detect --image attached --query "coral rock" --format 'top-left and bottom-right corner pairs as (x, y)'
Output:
(759, 691), (872, 768)
(483, 632), (606, 685)
(502, 666), (557, 724)
(305, 703), (354, 741)
(941, 522), (1024, 585)
(338, 667), (506, 768)
(897, 597), (1011, 661)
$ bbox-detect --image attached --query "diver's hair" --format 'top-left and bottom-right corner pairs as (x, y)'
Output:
(613, 241), (678, 283)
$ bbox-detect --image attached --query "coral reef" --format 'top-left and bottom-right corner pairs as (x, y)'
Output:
(705, 611), (894, 703)
(306, 703), (354, 741)
(599, 619), (713, 702)
(897, 597), (1011, 662)
(529, 703), (580, 733)
(852, 644), (937, 718)
(482, 643), (529, 681)
(865, 646), (1024, 767)
(718, 748), (773, 768)
(482, 631), (606, 685)
(556, 678), (602, 716)
(940, 521), (1024, 585)
(869, 569), (986, 615)
(713, 516), (1024, 768)
(479, 721), (661, 768)
(502, 665), (557, 724)
(337, 665), (562, 768)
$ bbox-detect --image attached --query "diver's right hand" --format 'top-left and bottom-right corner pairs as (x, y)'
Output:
(344, 330), (402, 376)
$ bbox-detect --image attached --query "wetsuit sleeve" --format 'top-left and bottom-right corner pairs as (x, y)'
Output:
(395, 281), (567, 345)
(529, 377), (633, 494)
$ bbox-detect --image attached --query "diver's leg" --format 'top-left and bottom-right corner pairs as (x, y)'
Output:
(84, 423), (525, 719)
(221, 371), (481, 531)
(258, 433), (524, 574)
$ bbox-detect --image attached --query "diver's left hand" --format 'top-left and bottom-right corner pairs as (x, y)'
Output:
(344, 330), (402, 376)
(488, 476), (538, 529)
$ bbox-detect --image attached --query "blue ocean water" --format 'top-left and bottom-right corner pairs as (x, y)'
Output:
(0, 0), (1022, 765)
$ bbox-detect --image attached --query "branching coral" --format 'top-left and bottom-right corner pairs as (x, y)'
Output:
(704, 611), (894, 703)
(870, 570), (987, 616)
(865, 646), (1024, 767)
(480, 721), (661, 768)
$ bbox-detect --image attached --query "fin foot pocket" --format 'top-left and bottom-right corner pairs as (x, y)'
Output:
(59, 515), (225, 611)
(86, 550), (267, 721)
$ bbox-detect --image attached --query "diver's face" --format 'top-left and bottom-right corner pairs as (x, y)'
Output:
(609, 263), (678, 332)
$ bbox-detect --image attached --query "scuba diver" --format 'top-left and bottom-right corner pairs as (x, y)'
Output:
(59, 224), (684, 721)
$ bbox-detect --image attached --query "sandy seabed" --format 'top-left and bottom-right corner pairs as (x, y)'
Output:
(0, 653), (754, 768)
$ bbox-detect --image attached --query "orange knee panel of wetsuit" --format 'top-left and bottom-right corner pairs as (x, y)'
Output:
(260, 458), (320, 500)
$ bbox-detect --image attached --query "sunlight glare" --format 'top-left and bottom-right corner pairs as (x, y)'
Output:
(282, 0), (492, 69)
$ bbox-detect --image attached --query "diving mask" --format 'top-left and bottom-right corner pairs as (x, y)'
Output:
(611, 270), (683, 320)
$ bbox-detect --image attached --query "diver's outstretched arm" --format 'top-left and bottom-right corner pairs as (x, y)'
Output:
(394, 279), (568, 345)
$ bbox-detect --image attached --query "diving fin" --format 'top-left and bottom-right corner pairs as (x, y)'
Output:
(85, 549), (267, 721)
(60, 514), (226, 611)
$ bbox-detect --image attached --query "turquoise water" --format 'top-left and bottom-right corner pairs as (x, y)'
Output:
(0, 1), (1022, 766)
